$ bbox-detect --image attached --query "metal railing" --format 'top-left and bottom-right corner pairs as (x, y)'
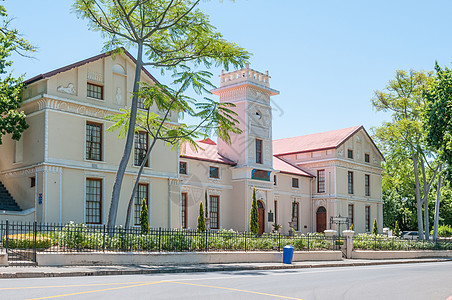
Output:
(0, 221), (343, 255)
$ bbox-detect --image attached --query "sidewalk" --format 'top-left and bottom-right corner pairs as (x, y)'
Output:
(0, 258), (450, 278)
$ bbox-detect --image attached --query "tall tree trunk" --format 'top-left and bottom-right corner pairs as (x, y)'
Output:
(421, 160), (430, 240)
(412, 152), (425, 240)
(124, 138), (157, 228)
(433, 167), (443, 242)
(107, 44), (143, 228)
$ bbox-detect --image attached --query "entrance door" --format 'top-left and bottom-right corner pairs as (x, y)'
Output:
(257, 200), (265, 235)
(316, 206), (327, 233)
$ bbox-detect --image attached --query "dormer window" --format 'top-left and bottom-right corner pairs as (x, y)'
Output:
(87, 83), (103, 100)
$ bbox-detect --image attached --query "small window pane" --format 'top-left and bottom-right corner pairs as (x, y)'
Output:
(209, 195), (219, 229)
(85, 178), (102, 224)
(87, 83), (103, 100)
(134, 184), (149, 226)
(347, 149), (353, 159)
(86, 122), (102, 161)
(317, 170), (325, 193)
(209, 166), (219, 179)
(180, 162), (187, 175)
(134, 132), (148, 166)
(292, 178), (299, 188)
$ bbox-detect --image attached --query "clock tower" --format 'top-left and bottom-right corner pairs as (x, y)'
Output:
(211, 65), (280, 232)
(212, 64), (279, 170)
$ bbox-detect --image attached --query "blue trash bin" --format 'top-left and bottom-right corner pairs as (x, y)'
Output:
(282, 245), (294, 264)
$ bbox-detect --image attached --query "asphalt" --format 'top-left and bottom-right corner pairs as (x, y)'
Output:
(0, 258), (451, 279)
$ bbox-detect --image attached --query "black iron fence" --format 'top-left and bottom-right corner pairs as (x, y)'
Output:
(0, 221), (343, 256)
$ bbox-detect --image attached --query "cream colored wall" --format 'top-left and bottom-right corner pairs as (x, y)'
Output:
(274, 173), (312, 234)
(180, 158), (234, 230)
(0, 53), (179, 226)
(217, 101), (246, 165)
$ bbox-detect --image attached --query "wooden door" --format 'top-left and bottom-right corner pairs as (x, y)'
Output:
(316, 206), (327, 233)
(257, 201), (265, 235)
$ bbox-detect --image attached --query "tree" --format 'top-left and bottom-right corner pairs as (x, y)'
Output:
(372, 218), (378, 235)
(250, 187), (259, 235)
(197, 202), (206, 232)
(139, 198), (149, 234)
(73, 0), (250, 228)
(372, 70), (441, 240)
(423, 63), (452, 240)
(393, 221), (400, 237)
(0, 4), (35, 144)
(108, 68), (242, 228)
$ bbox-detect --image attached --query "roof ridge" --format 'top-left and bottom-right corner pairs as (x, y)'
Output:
(274, 125), (362, 142)
(24, 47), (159, 86)
(274, 156), (314, 177)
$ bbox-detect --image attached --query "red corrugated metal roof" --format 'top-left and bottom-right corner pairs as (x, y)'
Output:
(180, 140), (236, 165)
(273, 156), (314, 177)
(273, 126), (363, 156)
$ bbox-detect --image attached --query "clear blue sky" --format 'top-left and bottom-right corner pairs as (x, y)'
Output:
(6, 0), (452, 139)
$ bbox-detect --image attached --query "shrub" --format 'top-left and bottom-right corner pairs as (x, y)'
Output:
(393, 221), (400, 236)
(438, 225), (452, 237)
(4, 233), (53, 249)
(197, 202), (206, 232)
(250, 187), (259, 235)
(140, 198), (149, 234)
(372, 218), (378, 235)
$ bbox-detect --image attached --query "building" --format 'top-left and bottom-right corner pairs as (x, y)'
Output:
(0, 50), (384, 234)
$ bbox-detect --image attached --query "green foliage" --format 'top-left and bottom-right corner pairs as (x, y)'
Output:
(372, 218), (378, 235)
(197, 202), (206, 232)
(353, 234), (452, 251)
(393, 221), (400, 237)
(0, 4), (36, 144)
(424, 63), (452, 167)
(140, 198), (149, 234)
(73, 0), (250, 228)
(250, 187), (259, 235)
(272, 223), (282, 232)
(437, 224), (452, 237)
(372, 69), (441, 239)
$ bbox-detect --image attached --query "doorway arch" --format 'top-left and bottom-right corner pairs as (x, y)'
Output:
(316, 206), (327, 233)
(257, 200), (265, 235)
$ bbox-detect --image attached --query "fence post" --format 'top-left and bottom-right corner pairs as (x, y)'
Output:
(205, 230), (208, 252)
(102, 224), (106, 252)
(158, 227), (161, 252)
(245, 232), (247, 252)
(307, 235), (310, 252)
(5, 220), (8, 254)
(33, 221), (37, 263)
(278, 233), (281, 252)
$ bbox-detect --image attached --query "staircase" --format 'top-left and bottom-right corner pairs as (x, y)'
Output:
(0, 181), (21, 211)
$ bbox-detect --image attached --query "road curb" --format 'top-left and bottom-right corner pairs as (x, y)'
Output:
(0, 258), (451, 278)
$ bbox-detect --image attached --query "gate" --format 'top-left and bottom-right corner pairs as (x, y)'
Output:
(1, 221), (37, 266)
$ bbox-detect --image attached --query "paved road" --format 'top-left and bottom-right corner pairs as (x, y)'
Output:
(1, 261), (452, 299)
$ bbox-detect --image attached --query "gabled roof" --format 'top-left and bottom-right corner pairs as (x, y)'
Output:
(180, 139), (236, 165)
(24, 48), (159, 86)
(273, 156), (314, 178)
(273, 125), (383, 159)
